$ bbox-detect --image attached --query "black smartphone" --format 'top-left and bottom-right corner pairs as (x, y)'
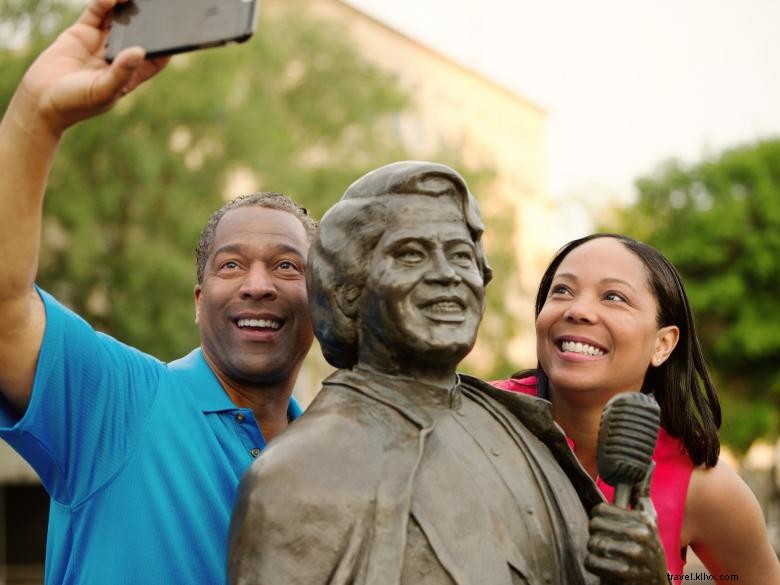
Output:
(105, 0), (259, 62)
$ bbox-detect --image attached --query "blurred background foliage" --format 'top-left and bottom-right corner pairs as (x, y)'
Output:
(2, 1), (776, 453)
(606, 139), (780, 452)
(0, 0), (504, 366)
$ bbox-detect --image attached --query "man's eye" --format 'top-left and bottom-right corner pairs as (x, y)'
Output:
(278, 260), (300, 271)
(221, 261), (239, 270)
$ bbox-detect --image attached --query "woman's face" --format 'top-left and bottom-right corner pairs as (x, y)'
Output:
(535, 237), (679, 400)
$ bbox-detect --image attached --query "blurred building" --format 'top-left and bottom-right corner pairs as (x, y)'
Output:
(267, 0), (554, 400)
(0, 442), (47, 584)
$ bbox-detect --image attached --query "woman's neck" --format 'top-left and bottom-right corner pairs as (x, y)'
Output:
(548, 387), (606, 480)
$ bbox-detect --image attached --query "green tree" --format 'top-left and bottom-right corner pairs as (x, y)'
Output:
(607, 139), (780, 452)
(1, 1), (518, 376)
(0, 0), (69, 48)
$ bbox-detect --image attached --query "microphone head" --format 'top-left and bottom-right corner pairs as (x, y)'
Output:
(596, 392), (661, 487)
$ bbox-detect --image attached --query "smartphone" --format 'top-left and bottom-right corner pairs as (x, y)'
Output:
(105, 0), (259, 62)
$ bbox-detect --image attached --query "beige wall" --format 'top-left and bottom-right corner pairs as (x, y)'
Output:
(267, 0), (553, 375)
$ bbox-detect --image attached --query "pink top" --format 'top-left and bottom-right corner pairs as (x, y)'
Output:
(492, 376), (692, 576)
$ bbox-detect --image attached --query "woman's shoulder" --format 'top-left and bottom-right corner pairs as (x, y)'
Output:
(683, 458), (780, 580)
(686, 458), (754, 520)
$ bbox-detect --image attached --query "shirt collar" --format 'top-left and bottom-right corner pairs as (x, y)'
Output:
(167, 348), (302, 419)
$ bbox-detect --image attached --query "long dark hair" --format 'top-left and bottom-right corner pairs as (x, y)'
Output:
(518, 233), (721, 467)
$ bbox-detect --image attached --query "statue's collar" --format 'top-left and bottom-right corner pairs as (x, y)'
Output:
(327, 365), (463, 416)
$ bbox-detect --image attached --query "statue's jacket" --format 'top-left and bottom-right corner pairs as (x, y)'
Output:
(229, 368), (604, 585)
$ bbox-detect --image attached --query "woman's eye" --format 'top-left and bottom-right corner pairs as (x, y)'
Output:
(550, 285), (570, 296)
(605, 292), (626, 302)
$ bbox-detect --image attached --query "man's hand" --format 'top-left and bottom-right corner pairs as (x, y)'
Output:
(15, 0), (168, 137)
(584, 501), (667, 585)
(0, 0), (167, 411)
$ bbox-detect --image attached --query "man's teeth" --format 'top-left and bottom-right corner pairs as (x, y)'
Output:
(237, 318), (281, 330)
(561, 340), (604, 356)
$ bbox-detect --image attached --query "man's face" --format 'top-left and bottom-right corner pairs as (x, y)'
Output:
(358, 194), (485, 372)
(195, 206), (313, 388)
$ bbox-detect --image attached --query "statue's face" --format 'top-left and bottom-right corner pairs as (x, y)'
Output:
(357, 194), (485, 372)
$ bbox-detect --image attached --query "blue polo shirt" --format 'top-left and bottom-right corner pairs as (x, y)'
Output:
(0, 289), (302, 585)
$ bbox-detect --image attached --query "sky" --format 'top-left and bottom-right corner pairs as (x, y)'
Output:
(344, 0), (780, 242)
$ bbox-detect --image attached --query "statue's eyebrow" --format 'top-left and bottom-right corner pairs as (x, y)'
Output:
(384, 235), (474, 249)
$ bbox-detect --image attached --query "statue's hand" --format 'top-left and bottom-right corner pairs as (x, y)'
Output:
(584, 502), (667, 585)
(584, 465), (667, 585)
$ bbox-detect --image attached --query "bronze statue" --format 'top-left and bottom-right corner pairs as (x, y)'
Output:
(228, 161), (666, 585)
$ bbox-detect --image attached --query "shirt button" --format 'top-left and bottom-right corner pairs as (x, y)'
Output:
(456, 410), (465, 417)
(236, 413), (245, 423)
(250, 448), (261, 458)
(491, 447), (500, 456)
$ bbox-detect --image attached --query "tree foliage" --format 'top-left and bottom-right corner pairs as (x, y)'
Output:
(1, 1), (516, 376)
(0, 2), (411, 360)
(608, 140), (780, 451)
(0, 0), (69, 48)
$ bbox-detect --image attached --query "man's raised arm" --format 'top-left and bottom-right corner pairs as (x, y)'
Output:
(0, 0), (167, 412)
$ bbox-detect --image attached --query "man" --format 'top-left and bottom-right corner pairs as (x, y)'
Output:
(228, 161), (667, 584)
(0, 1), (315, 583)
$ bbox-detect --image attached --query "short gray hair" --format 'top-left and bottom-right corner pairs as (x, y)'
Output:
(196, 192), (317, 284)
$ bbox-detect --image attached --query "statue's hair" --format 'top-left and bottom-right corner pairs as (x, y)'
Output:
(307, 161), (492, 368)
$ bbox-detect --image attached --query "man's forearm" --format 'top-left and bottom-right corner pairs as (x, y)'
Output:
(0, 85), (62, 303)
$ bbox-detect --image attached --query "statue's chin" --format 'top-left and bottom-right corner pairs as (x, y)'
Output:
(398, 341), (474, 373)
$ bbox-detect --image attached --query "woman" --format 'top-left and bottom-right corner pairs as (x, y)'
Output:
(494, 233), (780, 582)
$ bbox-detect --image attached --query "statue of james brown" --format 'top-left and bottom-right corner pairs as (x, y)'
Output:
(227, 161), (666, 585)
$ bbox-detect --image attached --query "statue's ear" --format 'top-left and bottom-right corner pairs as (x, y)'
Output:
(336, 285), (362, 318)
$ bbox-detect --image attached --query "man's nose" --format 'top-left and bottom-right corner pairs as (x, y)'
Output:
(424, 249), (462, 285)
(239, 263), (277, 300)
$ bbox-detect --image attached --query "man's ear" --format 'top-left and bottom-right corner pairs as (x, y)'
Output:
(194, 284), (202, 325)
(652, 325), (679, 367)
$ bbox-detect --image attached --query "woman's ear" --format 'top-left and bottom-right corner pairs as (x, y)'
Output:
(651, 325), (680, 367)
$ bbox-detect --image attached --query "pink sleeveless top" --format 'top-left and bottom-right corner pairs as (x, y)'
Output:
(492, 376), (692, 576)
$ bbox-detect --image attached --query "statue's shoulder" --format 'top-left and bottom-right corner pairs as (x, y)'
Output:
(459, 373), (553, 421)
(459, 373), (604, 511)
(229, 384), (388, 581)
(245, 376), (415, 495)
(301, 376), (416, 434)
(267, 387), (382, 461)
